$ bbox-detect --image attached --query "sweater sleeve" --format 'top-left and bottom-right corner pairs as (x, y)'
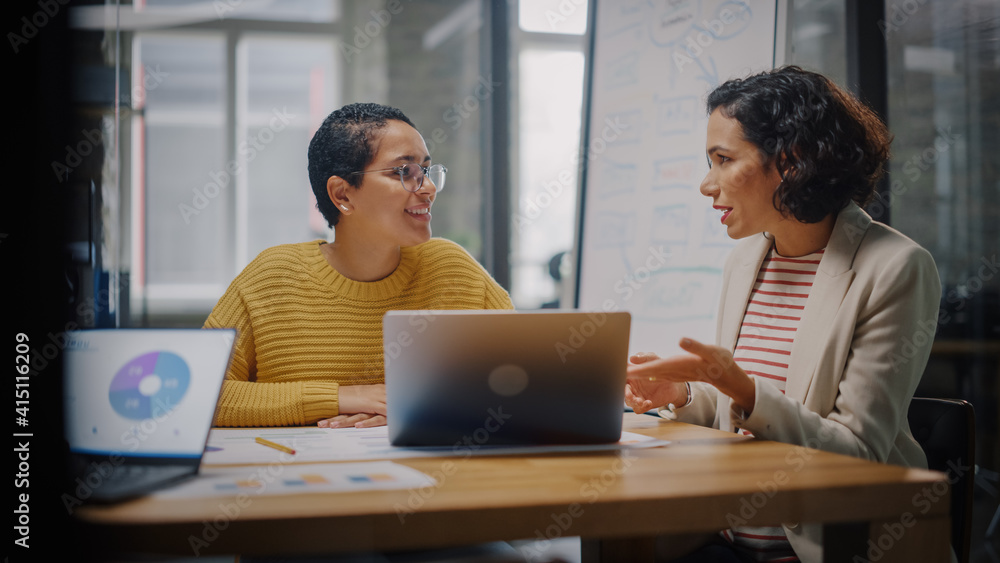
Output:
(424, 238), (513, 310)
(213, 379), (340, 427)
(203, 278), (340, 427)
(484, 277), (515, 310)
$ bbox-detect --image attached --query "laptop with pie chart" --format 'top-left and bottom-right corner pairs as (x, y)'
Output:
(383, 310), (631, 447)
(63, 328), (236, 503)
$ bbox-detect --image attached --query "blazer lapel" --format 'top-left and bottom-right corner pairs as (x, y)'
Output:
(720, 235), (772, 351)
(717, 235), (770, 432)
(784, 203), (869, 401)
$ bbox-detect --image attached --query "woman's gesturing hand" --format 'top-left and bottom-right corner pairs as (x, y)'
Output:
(625, 339), (756, 415)
(624, 352), (689, 414)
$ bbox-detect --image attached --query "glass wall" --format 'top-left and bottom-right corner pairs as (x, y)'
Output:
(792, 1), (999, 552)
(884, 0), (1000, 471)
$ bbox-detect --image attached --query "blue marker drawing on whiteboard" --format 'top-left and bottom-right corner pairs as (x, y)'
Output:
(605, 52), (640, 89)
(618, 0), (644, 17)
(580, 0), (780, 355)
(592, 212), (637, 248)
(604, 110), (643, 144)
(634, 268), (722, 324)
(683, 2), (754, 48)
(648, 0), (700, 47)
(617, 245), (634, 286)
(702, 205), (733, 247)
(652, 204), (691, 245)
(656, 97), (698, 136)
(609, 244), (672, 304)
(711, 1), (753, 40)
(694, 54), (720, 88)
(595, 159), (637, 199)
(601, 19), (644, 44)
(672, 3), (752, 78)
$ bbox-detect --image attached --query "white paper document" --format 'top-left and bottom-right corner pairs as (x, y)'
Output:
(155, 460), (435, 498)
(202, 426), (667, 465)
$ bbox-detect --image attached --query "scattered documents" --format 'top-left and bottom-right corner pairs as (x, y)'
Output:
(202, 426), (668, 465)
(154, 460), (435, 498)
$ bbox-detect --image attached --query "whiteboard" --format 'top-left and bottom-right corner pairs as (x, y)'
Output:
(575, 0), (787, 356)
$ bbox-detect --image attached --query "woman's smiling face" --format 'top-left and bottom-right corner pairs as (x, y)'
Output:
(700, 108), (786, 241)
(347, 119), (438, 248)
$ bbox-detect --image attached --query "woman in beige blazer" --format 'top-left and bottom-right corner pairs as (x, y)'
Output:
(625, 66), (941, 562)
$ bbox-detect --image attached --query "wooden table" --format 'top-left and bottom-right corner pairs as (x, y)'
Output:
(74, 414), (952, 562)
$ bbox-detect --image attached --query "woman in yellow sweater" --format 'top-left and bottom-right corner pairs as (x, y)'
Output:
(204, 103), (513, 428)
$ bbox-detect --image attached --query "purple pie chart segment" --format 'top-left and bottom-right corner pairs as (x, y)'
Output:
(109, 351), (190, 420)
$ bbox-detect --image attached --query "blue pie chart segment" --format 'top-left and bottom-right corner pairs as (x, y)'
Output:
(109, 351), (190, 420)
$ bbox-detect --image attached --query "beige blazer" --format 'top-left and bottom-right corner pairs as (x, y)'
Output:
(672, 202), (941, 562)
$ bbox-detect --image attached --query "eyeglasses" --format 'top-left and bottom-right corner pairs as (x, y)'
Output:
(350, 163), (447, 193)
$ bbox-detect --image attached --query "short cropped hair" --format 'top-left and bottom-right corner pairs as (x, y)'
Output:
(307, 103), (415, 227)
(706, 65), (892, 223)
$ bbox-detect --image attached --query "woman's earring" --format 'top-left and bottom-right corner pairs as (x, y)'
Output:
(340, 205), (348, 211)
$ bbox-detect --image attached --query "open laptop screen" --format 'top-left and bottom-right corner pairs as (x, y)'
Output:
(384, 310), (631, 446)
(64, 329), (235, 458)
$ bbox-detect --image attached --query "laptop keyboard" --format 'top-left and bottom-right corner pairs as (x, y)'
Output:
(72, 458), (194, 502)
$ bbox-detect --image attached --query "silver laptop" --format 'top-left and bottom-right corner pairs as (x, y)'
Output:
(384, 310), (631, 446)
(63, 328), (235, 502)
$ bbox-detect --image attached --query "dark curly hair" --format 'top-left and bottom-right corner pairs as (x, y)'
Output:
(706, 65), (891, 223)
(307, 103), (415, 227)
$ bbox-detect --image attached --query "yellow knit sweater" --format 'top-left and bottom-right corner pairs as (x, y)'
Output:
(204, 238), (513, 427)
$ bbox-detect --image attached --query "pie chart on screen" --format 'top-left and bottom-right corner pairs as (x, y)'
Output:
(109, 351), (190, 420)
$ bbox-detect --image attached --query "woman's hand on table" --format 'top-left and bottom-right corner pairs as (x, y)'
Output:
(318, 412), (386, 428)
(319, 383), (387, 428)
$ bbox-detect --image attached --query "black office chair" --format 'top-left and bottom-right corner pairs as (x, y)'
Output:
(907, 397), (976, 563)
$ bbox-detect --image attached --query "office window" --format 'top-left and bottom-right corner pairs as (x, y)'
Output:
(137, 33), (229, 292)
(242, 35), (338, 261)
(129, 1), (492, 320)
(510, 0), (588, 308)
(787, 0), (847, 85)
(380, 0), (489, 257)
(143, 0), (339, 22)
(513, 49), (585, 308)
(134, 31), (338, 315)
(518, 0), (588, 35)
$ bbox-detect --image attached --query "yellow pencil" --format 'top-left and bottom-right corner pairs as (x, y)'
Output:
(255, 436), (296, 455)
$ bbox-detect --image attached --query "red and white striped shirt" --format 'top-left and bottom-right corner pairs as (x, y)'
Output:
(725, 246), (824, 563)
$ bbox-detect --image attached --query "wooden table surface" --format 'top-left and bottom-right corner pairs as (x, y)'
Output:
(74, 414), (952, 562)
